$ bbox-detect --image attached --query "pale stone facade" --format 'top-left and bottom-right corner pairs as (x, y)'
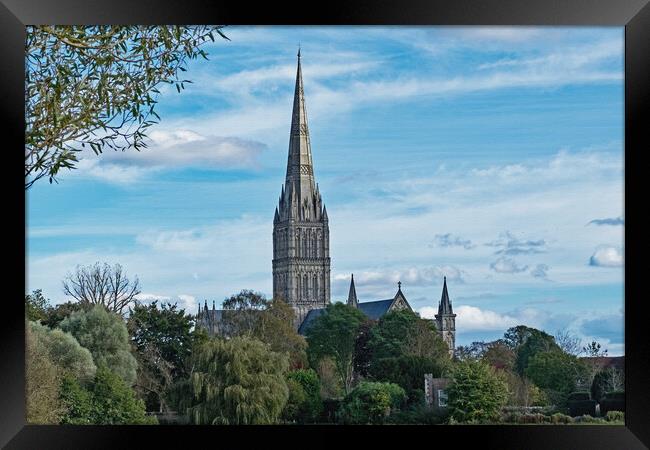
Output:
(273, 49), (330, 327)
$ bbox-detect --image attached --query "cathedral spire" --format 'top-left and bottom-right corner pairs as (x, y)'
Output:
(285, 49), (315, 205)
(438, 276), (453, 315)
(347, 274), (358, 307)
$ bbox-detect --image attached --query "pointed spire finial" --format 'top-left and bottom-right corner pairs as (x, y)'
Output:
(347, 273), (358, 307)
(398, 281), (402, 290)
(298, 44), (301, 58)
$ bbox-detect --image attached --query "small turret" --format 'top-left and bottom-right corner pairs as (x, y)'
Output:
(347, 274), (358, 307)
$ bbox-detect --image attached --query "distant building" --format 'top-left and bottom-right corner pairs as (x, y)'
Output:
(196, 50), (457, 356)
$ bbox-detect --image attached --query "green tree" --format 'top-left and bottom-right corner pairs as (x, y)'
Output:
(25, 321), (66, 424)
(221, 289), (270, 336)
(178, 336), (290, 425)
(447, 359), (509, 423)
(25, 289), (50, 322)
(127, 301), (195, 411)
(29, 321), (96, 382)
(524, 350), (589, 406)
(284, 369), (323, 423)
(61, 367), (156, 424)
(42, 301), (85, 328)
(25, 25), (229, 188)
(482, 340), (516, 371)
(369, 354), (446, 402)
(513, 327), (559, 375)
(337, 381), (406, 424)
(60, 304), (137, 385)
(305, 303), (367, 394)
(254, 298), (308, 369)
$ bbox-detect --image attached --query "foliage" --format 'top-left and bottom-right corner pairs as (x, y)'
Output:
(61, 367), (156, 424)
(25, 25), (228, 188)
(127, 301), (194, 411)
(283, 378), (307, 423)
(583, 341), (608, 357)
(455, 341), (491, 361)
(63, 262), (141, 315)
(386, 405), (446, 425)
(221, 289), (269, 336)
(503, 325), (540, 350)
(482, 340), (516, 371)
(337, 381), (406, 424)
(284, 369), (323, 423)
(42, 301), (86, 328)
(575, 414), (606, 424)
(513, 327), (560, 375)
(25, 289), (50, 322)
(446, 359), (509, 423)
(554, 329), (582, 356)
(60, 304), (137, 385)
(352, 319), (375, 378)
(369, 354), (446, 402)
(254, 298), (308, 369)
(316, 356), (343, 399)
(25, 321), (66, 424)
(28, 321), (96, 382)
(504, 371), (548, 407)
(591, 367), (625, 402)
(605, 410), (624, 422)
(178, 336), (289, 424)
(550, 412), (575, 424)
(306, 302), (366, 394)
(525, 350), (589, 406)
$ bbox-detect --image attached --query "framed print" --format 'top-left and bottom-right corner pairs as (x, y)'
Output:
(2, 0), (649, 448)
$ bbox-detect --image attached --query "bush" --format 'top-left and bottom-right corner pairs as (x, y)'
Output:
(600, 391), (625, 416)
(284, 369), (323, 423)
(568, 399), (596, 417)
(605, 411), (624, 422)
(550, 412), (574, 424)
(517, 413), (549, 424)
(567, 391), (591, 401)
(575, 414), (606, 424)
(337, 381), (406, 424)
(386, 405), (446, 425)
(320, 398), (342, 423)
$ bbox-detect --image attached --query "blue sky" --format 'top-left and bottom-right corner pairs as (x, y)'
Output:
(26, 26), (624, 355)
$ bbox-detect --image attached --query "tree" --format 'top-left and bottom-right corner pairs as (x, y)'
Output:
(455, 341), (491, 361)
(25, 289), (50, 322)
(60, 367), (156, 424)
(63, 262), (141, 315)
(28, 320), (96, 383)
(127, 301), (195, 411)
(60, 304), (138, 385)
(513, 327), (559, 375)
(25, 321), (66, 424)
(446, 359), (509, 423)
(504, 372), (547, 407)
(482, 340), (516, 371)
(305, 303), (367, 394)
(353, 319), (375, 379)
(25, 25), (229, 188)
(178, 336), (290, 425)
(524, 350), (589, 406)
(555, 329), (582, 356)
(503, 325), (539, 350)
(583, 340), (608, 357)
(284, 369), (323, 423)
(42, 301), (86, 328)
(221, 289), (270, 336)
(254, 298), (308, 369)
(369, 354), (445, 404)
(591, 367), (624, 403)
(337, 381), (406, 424)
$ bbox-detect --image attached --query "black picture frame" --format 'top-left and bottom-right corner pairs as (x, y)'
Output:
(3, 1), (648, 448)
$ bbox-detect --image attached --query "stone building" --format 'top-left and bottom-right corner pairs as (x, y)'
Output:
(196, 50), (457, 356)
(272, 48), (330, 327)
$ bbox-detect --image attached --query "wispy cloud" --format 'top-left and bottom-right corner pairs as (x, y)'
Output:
(490, 257), (529, 274)
(588, 216), (624, 226)
(486, 231), (547, 256)
(432, 233), (475, 250)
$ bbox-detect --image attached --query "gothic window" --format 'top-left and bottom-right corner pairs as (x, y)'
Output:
(303, 274), (309, 298)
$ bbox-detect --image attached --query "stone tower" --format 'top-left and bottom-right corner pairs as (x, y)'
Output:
(273, 50), (331, 327)
(435, 277), (456, 356)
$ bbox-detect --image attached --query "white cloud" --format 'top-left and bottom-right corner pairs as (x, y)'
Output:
(589, 246), (624, 267)
(448, 305), (519, 331)
(490, 257), (529, 274)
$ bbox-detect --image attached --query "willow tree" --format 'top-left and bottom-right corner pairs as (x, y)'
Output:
(25, 25), (229, 188)
(179, 336), (289, 425)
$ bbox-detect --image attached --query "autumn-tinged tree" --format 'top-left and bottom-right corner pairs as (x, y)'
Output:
(178, 336), (290, 424)
(221, 289), (269, 336)
(63, 262), (141, 315)
(25, 289), (50, 322)
(254, 298), (308, 369)
(25, 25), (229, 188)
(25, 321), (66, 424)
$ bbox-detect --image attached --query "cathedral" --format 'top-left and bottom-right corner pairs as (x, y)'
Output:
(197, 50), (457, 355)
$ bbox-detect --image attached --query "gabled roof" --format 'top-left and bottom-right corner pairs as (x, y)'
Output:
(357, 299), (394, 320)
(297, 308), (326, 335)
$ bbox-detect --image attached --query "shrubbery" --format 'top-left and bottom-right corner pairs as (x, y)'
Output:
(605, 410), (624, 422)
(337, 381), (406, 424)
